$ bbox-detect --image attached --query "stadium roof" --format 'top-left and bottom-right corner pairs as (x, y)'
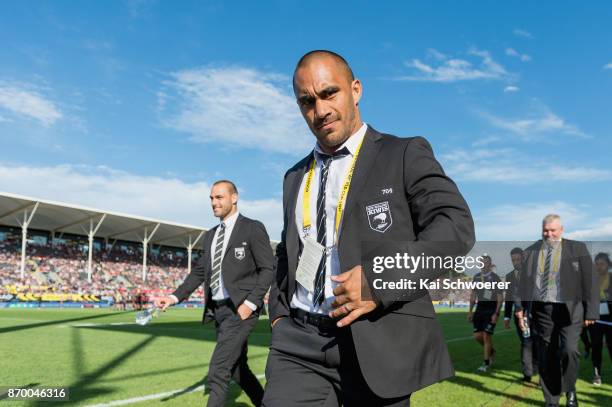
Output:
(0, 191), (207, 249)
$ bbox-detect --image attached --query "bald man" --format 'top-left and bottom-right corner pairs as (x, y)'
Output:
(263, 50), (475, 406)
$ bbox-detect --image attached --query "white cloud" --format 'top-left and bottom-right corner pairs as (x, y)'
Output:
(475, 201), (586, 241)
(566, 218), (612, 240)
(0, 82), (62, 126)
(479, 109), (587, 139)
(159, 66), (312, 155)
(513, 29), (534, 39)
(505, 48), (531, 62)
(603, 62), (612, 70)
(440, 147), (612, 184)
(504, 86), (520, 93)
(0, 163), (284, 240)
(397, 48), (510, 82)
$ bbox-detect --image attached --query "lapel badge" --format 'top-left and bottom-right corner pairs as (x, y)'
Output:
(366, 201), (393, 233)
(235, 247), (246, 260)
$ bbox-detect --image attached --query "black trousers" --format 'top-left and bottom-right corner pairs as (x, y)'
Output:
(513, 318), (535, 377)
(207, 303), (263, 407)
(262, 314), (411, 407)
(532, 303), (582, 405)
(588, 315), (612, 372)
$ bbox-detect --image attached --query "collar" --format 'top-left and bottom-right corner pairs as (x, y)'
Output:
(314, 122), (368, 159)
(220, 211), (239, 229)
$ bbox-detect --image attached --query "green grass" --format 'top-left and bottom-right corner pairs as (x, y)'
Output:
(0, 308), (610, 406)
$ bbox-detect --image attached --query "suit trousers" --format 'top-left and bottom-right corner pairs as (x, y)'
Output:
(532, 303), (582, 404)
(262, 314), (411, 407)
(588, 314), (612, 371)
(206, 302), (263, 407)
(513, 318), (535, 377)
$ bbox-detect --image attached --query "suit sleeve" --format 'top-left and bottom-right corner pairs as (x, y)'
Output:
(504, 273), (514, 319)
(376, 137), (475, 309)
(172, 235), (209, 302)
(579, 242), (599, 320)
(244, 220), (275, 308)
(268, 172), (292, 322)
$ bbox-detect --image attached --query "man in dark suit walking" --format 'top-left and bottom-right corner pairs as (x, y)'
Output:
(514, 214), (598, 407)
(504, 247), (536, 382)
(262, 50), (475, 406)
(155, 180), (274, 407)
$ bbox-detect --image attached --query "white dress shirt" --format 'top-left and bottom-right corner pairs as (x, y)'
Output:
(291, 123), (368, 315)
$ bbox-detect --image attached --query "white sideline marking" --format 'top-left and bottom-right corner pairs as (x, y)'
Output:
(85, 374), (266, 406)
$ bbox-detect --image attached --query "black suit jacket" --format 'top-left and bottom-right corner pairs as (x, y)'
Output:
(269, 126), (475, 397)
(514, 239), (598, 321)
(173, 214), (274, 323)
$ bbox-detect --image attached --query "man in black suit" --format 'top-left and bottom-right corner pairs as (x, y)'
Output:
(262, 50), (475, 406)
(504, 247), (536, 382)
(154, 180), (274, 407)
(514, 214), (598, 407)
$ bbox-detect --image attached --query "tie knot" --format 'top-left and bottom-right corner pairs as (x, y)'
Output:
(220, 222), (226, 230)
(319, 147), (350, 167)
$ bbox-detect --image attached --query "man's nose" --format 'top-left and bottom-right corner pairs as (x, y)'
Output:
(314, 99), (331, 119)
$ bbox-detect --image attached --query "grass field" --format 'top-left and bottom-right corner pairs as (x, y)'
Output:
(0, 308), (610, 406)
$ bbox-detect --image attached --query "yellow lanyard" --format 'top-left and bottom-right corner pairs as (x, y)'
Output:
(302, 137), (365, 243)
(538, 244), (561, 274)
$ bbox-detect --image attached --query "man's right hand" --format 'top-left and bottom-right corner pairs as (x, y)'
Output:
(467, 312), (473, 322)
(515, 310), (525, 332)
(154, 295), (177, 311)
(503, 319), (510, 329)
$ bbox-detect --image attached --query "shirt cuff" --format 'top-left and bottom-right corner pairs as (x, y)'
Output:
(170, 294), (179, 304)
(243, 299), (257, 311)
(504, 317), (510, 321)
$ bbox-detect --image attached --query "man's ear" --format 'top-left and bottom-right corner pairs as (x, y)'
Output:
(352, 79), (362, 105)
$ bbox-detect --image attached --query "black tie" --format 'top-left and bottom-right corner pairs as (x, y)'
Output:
(539, 246), (553, 301)
(210, 222), (226, 293)
(312, 147), (350, 307)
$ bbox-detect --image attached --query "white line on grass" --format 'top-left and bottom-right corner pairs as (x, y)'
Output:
(85, 374), (266, 407)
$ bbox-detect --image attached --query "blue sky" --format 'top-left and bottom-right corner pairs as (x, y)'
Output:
(1, 1), (611, 242)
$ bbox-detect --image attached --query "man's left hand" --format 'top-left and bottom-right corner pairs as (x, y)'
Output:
(329, 265), (378, 327)
(237, 303), (253, 320)
(584, 319), (595, 327)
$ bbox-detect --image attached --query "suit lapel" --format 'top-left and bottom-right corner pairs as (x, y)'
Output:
(287, 153), (313, 295)
(339, 127), (383, 243)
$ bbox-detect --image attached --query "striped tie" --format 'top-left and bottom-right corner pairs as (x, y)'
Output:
(209, 222), (226, 293)
(539, 246), (553, 301)
(312, 155), (333, 307)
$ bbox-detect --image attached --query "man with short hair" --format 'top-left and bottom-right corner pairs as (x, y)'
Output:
(263, 50), (475, 406)
(468, 255), (503, 372)
(515, 214), (598, 407)
(154, 180), (274, 407)
(504, 247), (536, 382)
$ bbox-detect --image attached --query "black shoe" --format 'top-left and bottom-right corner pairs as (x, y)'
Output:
(566, 391), (578, 407)
(522, 375), (532, 383)
(546, 404), (559, 407)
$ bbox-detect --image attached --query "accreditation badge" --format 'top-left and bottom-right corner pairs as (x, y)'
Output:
(600, 302), (610, 316)
(295, 237), (325, 293)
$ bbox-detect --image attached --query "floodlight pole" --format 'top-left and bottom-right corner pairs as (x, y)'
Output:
(18, 202), (39, 279)
(186, 231), (205, 274)
(87, 214), (106, 283)
(142, 223), (160, 282)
